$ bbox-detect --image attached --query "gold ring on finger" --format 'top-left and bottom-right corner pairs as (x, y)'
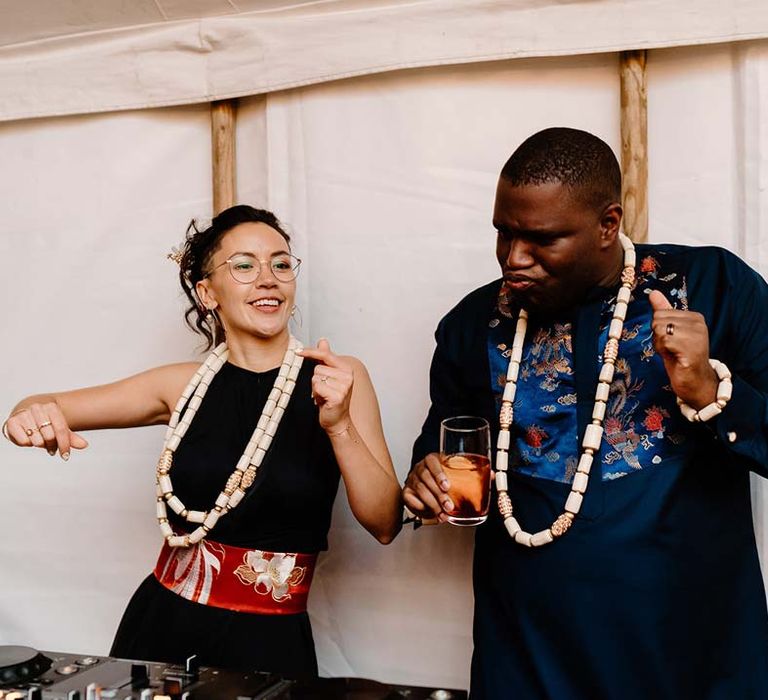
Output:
(25, 427), (36, 437)
(320, 376), (329, 383)
(38, 420), (53, 429)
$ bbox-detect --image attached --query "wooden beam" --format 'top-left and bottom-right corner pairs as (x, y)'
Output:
(619, 50), (648, 242)
(211, 99), (237, 215)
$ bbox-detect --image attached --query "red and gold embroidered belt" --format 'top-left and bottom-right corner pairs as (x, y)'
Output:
(153, 534), (317, 615)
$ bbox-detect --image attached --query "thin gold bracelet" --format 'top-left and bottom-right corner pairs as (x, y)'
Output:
(327, 422), (352, 437)
(327, 422), (360, 444)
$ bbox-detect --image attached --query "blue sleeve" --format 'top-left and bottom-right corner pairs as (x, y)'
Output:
(711, 253), (768, 476)
(410, 318), (468, 467)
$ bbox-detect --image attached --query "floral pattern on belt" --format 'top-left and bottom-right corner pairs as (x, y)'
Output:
(234, 551), (307, 603)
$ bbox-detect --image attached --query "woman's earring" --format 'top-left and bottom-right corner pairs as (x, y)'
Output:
(290, 304), (302, 328)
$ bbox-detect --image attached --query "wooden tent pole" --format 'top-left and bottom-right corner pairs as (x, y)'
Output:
(619, 50), (648, 243)
(211, 99), (237, 215)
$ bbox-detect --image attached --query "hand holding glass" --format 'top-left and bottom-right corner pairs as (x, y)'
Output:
(440, 416), (491, 526)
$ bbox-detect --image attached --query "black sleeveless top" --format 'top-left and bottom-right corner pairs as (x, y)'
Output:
(167, 359), (341, 552)
(111, 359), (337, 676)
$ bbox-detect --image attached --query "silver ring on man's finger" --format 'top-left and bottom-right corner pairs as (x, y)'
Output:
(665, 323), (675, 336)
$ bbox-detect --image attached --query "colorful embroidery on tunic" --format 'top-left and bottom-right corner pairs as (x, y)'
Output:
(488, 246), (689, 484)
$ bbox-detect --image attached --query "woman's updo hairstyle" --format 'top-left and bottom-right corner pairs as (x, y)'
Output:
(178, 205), (291, 350)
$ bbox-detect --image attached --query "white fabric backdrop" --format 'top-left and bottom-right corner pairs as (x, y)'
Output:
(1, 0), (768, 122)
(1, 41), (767, 690)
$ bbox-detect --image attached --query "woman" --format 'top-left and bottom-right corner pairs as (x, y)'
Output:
(2, 205), (402, 678)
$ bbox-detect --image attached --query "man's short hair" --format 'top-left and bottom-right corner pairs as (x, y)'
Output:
(500, 127), (622, 211)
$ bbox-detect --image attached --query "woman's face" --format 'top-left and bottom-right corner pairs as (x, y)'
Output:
(196, 222), (297, 342)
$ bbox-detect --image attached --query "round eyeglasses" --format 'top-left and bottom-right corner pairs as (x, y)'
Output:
(206, 253), (302, 284)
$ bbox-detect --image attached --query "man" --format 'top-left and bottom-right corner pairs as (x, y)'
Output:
(404, 127), (768, 699)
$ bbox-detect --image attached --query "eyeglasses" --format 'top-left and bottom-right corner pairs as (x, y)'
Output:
(206, 253), (302, 284)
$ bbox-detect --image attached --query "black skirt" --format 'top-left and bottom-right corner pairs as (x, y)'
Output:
(110, 574), (317, 679)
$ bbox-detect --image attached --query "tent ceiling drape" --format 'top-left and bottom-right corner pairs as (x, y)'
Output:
(1, 0), (767, 123)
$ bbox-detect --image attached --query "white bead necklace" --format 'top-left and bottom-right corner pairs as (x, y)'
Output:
(156, 336), (304, 548)
(496, 234), (636, 547)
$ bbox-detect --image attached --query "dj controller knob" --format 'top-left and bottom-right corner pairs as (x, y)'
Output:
(0, 647), (52, 686)
(26, 688), (42, 700)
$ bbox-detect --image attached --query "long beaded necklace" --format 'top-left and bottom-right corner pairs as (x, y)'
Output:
(495, 233), (636, 547)
(156, 336), (304, 548)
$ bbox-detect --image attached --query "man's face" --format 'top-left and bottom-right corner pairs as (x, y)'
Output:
(493, 179), (615, 313)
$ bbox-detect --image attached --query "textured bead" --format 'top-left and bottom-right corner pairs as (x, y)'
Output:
(156, 501), (167, 519)
(497, 431), (510, 450)
(498, 491), (513, 518)
(260, 434), (273, 451)
(157, 450), (173, 473)
(496, 450), (508, 471)
(624, 248), (636, 268)
(612, 301), (628, 322)
(603, 338), (619, 363)
(252, 447), (268, 466)
(167, 536), (188, 548)
(550, 513), (573, 537)
(288, 364), (301, 381)
(159, 522), (174, 539)
(572, 472), (589, 494)
(268, 388), (282, 404)
(596, 383), (610, 402)
(531, 529), (554, 547)
(241, 467), (257, 489)
(565, 491), (583, 514)
(186, 510), (206, 524)
(215, 493), (229, 509)
(621, 267), (635, 286)
(507, 361), (520, 383)
(188, 396), (203, 411)
(225, 472), (242, 495)
(504, 516), (521, 538)
(502, 382), (517, 403)
(499, 402), (514, 428)
(582, 424), (604, 451)
(495, 472), (508, 491)
(263, 400), (277, 416)
(278, 393), (291, 409)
